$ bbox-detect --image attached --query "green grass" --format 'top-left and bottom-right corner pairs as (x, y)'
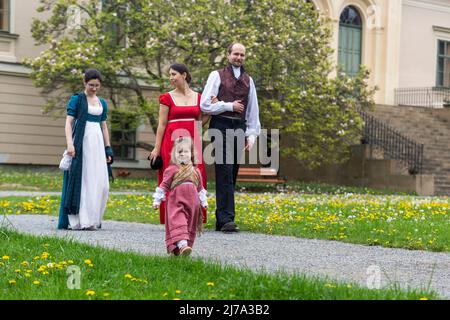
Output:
(3, 193), (450, 252)
(0, 229), (437, 300)
(0, 167), (414, 195)
(0, 168), (154, 192)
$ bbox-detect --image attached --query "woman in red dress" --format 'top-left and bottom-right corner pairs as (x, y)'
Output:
(149, 63), (209, 224)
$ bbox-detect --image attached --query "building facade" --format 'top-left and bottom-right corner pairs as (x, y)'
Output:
(311, 0), (450, 106)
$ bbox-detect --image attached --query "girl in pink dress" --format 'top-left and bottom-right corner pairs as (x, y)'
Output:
(152, 137), (208, 256)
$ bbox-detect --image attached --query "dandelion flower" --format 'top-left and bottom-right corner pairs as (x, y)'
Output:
(207, 282), (215, 286)
(86, 290), (96, 296)
(2, 256), (9, 260)
(33, 280), (40, 285)
(8, 280), (16, 285)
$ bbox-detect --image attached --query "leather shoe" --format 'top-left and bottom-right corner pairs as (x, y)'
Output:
(220, 222), (240, 233)
(180, 246), (192, 256)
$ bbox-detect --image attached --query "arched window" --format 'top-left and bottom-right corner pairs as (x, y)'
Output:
(338, 6), (363, 76)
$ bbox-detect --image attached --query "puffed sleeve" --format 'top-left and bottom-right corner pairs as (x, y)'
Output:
(66, 95), (79, 117)
(100, 98), (108, 121)
(159, 93), (171, 108)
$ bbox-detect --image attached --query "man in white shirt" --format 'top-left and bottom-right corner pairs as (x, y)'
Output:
(201, 43), (261, 233)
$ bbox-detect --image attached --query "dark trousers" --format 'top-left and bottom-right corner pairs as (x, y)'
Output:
(209, 115), (246, 230)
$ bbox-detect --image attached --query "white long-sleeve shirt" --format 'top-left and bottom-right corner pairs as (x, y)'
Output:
(200, 66), (261, 144)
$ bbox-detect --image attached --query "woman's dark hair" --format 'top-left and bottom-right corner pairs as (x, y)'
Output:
(169, 63), (191, 84)
(84, 68), (103, 83)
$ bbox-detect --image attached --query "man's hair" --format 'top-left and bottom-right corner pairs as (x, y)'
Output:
(227, 42), (245, 54)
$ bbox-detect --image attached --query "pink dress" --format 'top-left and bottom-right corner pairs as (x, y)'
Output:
(158, 164), (205, 255)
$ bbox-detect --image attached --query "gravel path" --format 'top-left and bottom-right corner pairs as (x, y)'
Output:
(2, 214), (450, 298)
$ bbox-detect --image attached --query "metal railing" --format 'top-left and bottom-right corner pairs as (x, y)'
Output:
(360, 111), (424, 174)
(395, 87), (450, 108)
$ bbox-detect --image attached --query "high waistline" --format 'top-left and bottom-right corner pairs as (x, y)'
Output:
(168, 118), (196, 123)
(86, 114), (102, 123)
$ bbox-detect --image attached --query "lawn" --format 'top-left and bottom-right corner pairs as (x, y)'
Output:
(2, 192), (450, 252)
(0, 167), (414, 195)
(2, 168), (449, 252)
(0, 229), (437, 300)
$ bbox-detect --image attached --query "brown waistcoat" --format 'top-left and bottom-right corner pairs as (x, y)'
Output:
(217, 65), (251, 120)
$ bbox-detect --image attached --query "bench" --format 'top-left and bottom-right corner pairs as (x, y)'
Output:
(237, 167), (287, 185)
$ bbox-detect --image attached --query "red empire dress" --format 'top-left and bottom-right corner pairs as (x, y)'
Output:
(159, 164), (205, 254)
(158, 92), (207, 224)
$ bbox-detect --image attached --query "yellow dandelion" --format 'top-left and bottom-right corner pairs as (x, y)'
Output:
(163, 292), (168, 297)
(175, 290), (182, 294)
(21, 261), (29, 267)
(8, 280), (16, 285)
(68, 260), (74, 264)
(14, 269), (21, 273)
(124, 274), (133, 279)
(2, 255), (9, 260)
(420, 297), (429, 300)
(207, 282), (215, 286)
(86, 290), (96, 296)
(84, 259), (92, 265)
(173, 298), (181, 300)
(32, 280), (40, 285)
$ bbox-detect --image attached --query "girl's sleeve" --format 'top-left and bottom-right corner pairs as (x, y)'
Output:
(100, 98), (108, 121)
(67, 95), (79, 118)
(152, 165), (177, 206)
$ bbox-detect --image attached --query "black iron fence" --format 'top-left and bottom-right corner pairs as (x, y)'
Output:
(395, 87), (450, 108)
(360, 111), (424, 174)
